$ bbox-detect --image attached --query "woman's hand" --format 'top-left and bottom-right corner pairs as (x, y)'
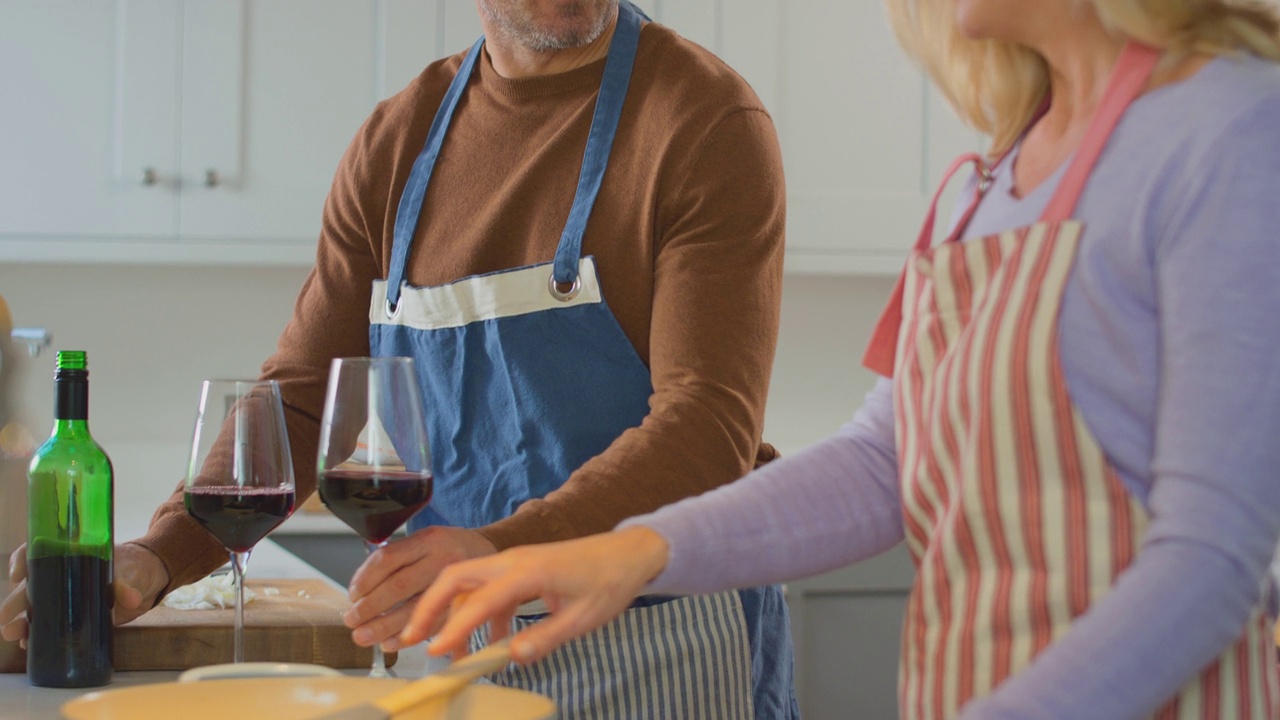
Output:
(1, 541), (169, 647)
(399, 526), (670, 664)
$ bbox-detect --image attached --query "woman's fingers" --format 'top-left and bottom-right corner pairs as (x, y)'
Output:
(401, 557), (523, 650)
(398, 589), (451, 648)
(504, 604), (608, 664)
(402, 530), (671, 664)
(487, 604), (516, 646)
(428, 573), (540, 654)
(417, 549), (612, 661)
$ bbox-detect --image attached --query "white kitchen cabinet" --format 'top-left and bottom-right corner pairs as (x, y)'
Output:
(0, 1), (180, 244)
(627, 0), (980, 275)
(1, 0), (974, 273)
(0, 0), (441, 265)
(381, 0), (482, 97)
(777, 3), (980, 274)
(629, 0), (982, 275)
(173, 0), (378, 250)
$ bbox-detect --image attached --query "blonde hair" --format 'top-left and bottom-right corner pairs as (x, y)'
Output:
(886, 0), (1280, 153)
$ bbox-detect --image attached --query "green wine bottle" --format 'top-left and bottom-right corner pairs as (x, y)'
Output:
(26, 350), (113, 688)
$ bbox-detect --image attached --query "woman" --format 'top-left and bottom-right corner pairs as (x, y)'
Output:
(401, 0), (1280, 716)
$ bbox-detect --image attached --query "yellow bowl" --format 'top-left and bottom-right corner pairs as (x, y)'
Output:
(61, 676), (557, 720)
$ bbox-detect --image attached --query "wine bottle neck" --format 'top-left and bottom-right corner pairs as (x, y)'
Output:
(51, 419), (91, 440)
(53, 372), (89, 423)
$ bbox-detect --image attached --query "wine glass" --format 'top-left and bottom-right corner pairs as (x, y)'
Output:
(182, 379), (296, 664)
(316, 356), (433, 678)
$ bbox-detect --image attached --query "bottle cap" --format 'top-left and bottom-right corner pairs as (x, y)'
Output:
(55, 350), (87, 371)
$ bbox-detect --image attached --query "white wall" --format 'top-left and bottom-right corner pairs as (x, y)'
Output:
(0, 264), (311, 538)
(0, 264), (893, 545)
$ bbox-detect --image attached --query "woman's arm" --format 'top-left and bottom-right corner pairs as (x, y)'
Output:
(622, 378), (905, 595)
(400, 380), (908, 661)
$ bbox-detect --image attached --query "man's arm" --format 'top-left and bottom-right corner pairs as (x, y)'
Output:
(480, 106), (787, 549)
(131, 110), (388, 597)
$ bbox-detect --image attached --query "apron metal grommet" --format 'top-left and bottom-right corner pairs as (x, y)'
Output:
(384, 297), (403, 320)
(548, 273), (582, 302)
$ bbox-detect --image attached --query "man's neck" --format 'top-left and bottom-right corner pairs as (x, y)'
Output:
(484, 11), (619, 79)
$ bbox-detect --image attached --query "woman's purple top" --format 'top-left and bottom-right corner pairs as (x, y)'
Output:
(619, 53), (1280, 718)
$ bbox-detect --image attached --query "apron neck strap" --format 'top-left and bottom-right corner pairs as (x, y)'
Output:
(385, 36), (485, 309)
(384, 1), (647, 308)
(1041, 41), (1161, 222)
(862, 41), (1162, 378)
(923, 41), (1160, 248)
(911, 152), (991, 254)
(551, 0), (645, 286)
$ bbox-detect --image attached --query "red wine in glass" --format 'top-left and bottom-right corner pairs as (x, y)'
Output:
(319, 356), (429, 678)
(184, 485), (295, 553)
(318, 468), (432, 544)
(183, 378), (296, 665)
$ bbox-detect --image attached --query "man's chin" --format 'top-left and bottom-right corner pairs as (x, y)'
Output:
(482, 0), (617, 53)
(525, 20), (609, 51)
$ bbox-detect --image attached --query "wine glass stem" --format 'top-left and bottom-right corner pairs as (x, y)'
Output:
(231, 550), (251, 664)
(365, 540), (393, 678)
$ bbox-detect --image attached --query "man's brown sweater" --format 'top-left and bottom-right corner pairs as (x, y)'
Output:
(136, 20), (785, 594)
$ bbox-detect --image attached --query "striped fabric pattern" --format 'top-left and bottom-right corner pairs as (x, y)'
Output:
(893, 221), (1279, 719)
(471, 591), (755, 720)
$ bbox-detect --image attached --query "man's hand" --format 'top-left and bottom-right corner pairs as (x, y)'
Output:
(1, 542), (170, 647)
(342, 526), (497, 652)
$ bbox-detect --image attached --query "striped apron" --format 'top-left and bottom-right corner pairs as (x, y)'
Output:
(369, 2), (794, 717)
(472, 593), (758, 720)
(864, 42), (1279, 719)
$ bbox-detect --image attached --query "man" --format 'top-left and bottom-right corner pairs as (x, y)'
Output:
(2, 0), (796, 715)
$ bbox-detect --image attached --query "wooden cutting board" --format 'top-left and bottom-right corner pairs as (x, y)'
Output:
(1, 578), (396, 672)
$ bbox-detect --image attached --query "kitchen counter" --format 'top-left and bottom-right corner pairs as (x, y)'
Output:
(0, 539), (446, 720)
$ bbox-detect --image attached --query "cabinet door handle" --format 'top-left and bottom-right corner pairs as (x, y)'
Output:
(203, 169), (220, 188)
(139, 167), (159, 186)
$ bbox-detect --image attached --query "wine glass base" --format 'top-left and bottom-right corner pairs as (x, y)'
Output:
(367, 666), (396, 679)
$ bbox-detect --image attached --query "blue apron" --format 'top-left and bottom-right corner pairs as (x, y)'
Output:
(368, 3), (797, 717)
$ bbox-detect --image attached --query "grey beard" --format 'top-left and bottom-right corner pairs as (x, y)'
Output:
(480, 0), (618, 52)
